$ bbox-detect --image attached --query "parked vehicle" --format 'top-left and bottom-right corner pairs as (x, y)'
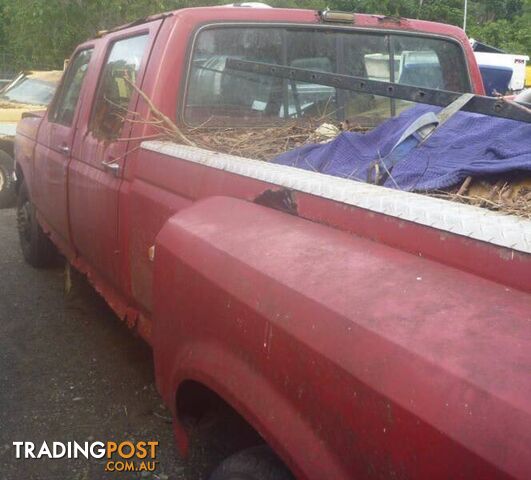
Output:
(478, 64), (514, 95)
(474, 51), (529, 93)
(0, 70), (62, 207)
(14, 6), (530, 480)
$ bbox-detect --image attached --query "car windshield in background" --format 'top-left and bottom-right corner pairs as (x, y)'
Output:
(184, 26), (471, 127)
(0, 77), (57, 106)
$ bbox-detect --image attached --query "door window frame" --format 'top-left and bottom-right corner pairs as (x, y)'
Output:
(87, 29), (152, 141)
(48, 46), (95, 127)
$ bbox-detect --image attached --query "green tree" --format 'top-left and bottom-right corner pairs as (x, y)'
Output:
(469, 0), (530, 55)
(0, 0), (529, 68)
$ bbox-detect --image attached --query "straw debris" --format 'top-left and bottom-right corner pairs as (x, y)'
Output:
(185, 120), (367, 160)
(131, 88), (530, 219)
(431, 176), (531, 219)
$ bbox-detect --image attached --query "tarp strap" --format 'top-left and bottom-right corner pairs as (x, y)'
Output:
(368, 93), (476, 185)
(418, 92), (476, 142)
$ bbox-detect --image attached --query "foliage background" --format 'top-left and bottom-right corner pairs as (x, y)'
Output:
(0, 0), (529, 70)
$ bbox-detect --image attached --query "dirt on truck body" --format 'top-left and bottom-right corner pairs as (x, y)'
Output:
(14, 5), (531, 480)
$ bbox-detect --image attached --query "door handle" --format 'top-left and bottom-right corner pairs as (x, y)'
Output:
(101, 160), (120, 176)
(58, 145), (70, 156)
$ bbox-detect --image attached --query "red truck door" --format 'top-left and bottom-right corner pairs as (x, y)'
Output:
(68, 22), (160, 288)
(32, 48), (93, 248)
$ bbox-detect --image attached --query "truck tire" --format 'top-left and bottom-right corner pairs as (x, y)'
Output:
(209, 446), (294, 480)
(16, 181), (56, 267)
(0, 149), (16, 208)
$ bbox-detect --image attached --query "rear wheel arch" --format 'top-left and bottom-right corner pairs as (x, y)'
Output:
(174, 378), (295, 480)
(165, 341), (340, 480)
(153, 295), (346, 478)
(176, 379), (265, 447)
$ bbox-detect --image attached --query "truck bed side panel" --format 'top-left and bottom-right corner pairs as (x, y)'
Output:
(153, 196), (530, 480)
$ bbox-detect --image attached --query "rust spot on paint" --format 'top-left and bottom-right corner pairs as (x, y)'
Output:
(254, 188), (298, 215)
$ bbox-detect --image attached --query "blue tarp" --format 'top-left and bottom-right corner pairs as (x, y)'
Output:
(273, 105), (531, 191)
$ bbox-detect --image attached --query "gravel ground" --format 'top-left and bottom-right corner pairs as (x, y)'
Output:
(0, 208), (214, 480)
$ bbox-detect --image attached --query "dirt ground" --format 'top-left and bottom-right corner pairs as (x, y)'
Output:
(0, 208), (217, 480)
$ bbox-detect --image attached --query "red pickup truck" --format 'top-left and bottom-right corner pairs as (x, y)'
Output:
(14, 6), (531, 480)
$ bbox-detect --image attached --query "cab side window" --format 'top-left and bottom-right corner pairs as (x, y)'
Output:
(90, 34), (148, 140)
(49, 48), (93, 126)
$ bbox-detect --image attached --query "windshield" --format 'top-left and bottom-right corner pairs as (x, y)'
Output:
(184, 26), (470, 127)
(0, 77), (58, 106)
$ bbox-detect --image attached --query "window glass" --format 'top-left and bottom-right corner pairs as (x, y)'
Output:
(185, 27), (470, 127)
(186, 28), (284, 125)
(392, 35), (468, 91)
(49, 49), (93, 125)
(1, 78), (58, 106)
(91, 34), (148, 140)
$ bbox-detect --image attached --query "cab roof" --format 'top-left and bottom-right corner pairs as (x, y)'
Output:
(91, 5), (469, 47)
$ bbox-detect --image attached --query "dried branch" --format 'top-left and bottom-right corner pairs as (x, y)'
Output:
(456, 176), (472, 196)
(125, 77), (196, 147)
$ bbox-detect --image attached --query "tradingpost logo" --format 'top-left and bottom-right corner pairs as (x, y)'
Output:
(13, 440), (159, 473)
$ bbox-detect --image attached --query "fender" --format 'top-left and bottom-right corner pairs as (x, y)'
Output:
(14, 113), (46, 194)
(162, 340), (346, 480)
(152, 196), (530, 480)
(151, 199), (347, 480)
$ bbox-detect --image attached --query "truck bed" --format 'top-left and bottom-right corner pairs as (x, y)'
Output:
(140, 141), (531, 292)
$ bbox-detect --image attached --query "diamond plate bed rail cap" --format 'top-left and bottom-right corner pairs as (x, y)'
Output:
(141, 141), (531, 255)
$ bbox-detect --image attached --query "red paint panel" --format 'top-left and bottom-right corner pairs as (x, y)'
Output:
(14, 116), (42, 192)
(68, 157), (122, 283)
(134, 149), (530, 294)
(296, 193), (531, 293)
(32, 121), (72, 243)
(153, 197), (530, 480)
(127, 178), (192, 313)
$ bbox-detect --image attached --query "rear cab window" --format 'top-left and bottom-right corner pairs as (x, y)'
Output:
(183, 25), (470, 128)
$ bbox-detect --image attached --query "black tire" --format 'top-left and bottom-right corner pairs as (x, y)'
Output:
(0, 149), (16, 208)
(16, 181), (56, 267)
(209, 446), (294, 480)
